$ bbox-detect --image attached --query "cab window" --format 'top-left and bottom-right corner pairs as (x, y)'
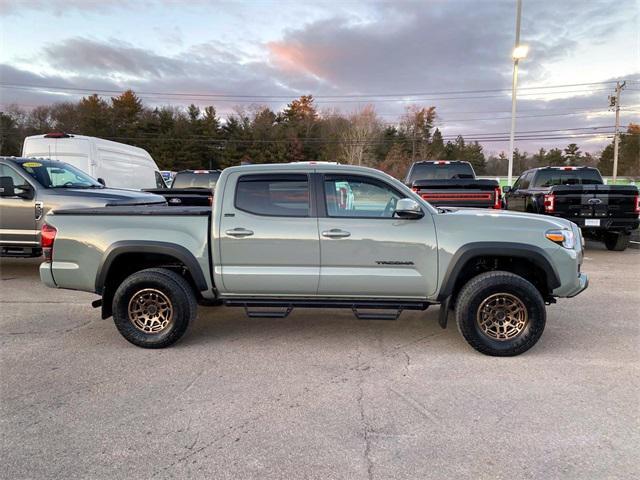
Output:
(324, 175), (402, 218)
(235, 174), (309, 217)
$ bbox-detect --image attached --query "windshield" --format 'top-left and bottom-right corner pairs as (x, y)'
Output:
(407, 162), (475, 183)
(16, 159), (103, 189)
(172, 171), (220, 189)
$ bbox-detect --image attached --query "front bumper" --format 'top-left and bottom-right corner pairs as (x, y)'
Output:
(39, 261), (57, 288)
(564, 273), (589, 298)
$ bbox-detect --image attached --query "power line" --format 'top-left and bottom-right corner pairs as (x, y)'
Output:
(0, 80), (622, 100)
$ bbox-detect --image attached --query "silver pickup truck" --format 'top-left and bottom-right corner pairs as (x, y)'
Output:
(39, 163), (588, 356)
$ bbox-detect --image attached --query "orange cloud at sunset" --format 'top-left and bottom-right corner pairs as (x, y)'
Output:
(267, 41), (331, 81)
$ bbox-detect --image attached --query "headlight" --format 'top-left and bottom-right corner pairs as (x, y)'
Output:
(545, 229), (575, 249)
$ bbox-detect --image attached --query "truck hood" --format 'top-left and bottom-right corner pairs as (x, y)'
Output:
(438, 207), (574, 229)
(48, 187), (166, 209)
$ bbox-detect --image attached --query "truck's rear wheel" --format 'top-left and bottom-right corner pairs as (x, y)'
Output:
(112, 268), (197, 348)
(455, 271), (546, 356)
(604, 232), (630, 251)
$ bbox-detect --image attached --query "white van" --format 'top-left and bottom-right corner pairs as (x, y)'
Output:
(22, 133), (165, 190)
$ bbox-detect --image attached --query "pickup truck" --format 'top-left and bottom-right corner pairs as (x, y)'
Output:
(145, 169), (221, 206)
(0, 157), (165, 257)
(503, 166), (639, 251)
(39, 163), (588, 356)
(405, 160), (502, 209)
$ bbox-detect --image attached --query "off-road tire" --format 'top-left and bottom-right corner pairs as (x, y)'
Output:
(455, 271), (546, 356)
(604, 232), (629, 251)
(112, 268), (197, 348)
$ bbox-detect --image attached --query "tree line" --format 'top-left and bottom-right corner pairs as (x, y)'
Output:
(1, 90), (638, 178)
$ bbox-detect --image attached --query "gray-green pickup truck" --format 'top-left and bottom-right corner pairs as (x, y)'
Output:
(39, 163), (588, 356)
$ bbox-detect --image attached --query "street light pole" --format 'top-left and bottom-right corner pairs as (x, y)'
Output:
(507, 0), (523, 186)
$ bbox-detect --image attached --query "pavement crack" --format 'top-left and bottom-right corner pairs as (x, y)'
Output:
(182, 368), (206, 394)
(389, 386), (441, 426)
(356, 349), (375, 480)
(403, 351), (411, 377)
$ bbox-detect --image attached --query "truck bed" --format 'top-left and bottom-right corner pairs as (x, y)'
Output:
(43, 205), (213, 295)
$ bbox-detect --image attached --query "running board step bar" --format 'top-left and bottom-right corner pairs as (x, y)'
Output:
(223, 299), (431, 321)
(352, 307), (402, 321)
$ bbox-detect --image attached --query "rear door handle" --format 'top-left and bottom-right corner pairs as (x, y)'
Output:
(225, 228), (254, 238)
(322, 229), (351, 239)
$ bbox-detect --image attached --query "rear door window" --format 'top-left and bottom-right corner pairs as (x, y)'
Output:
(235, 174), (310, 217)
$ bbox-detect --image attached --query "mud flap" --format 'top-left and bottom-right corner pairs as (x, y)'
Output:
(438, 296), (452, 329)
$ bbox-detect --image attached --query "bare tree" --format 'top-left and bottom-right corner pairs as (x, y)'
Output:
(340, 105), (382, 166)
(400, 105), (436, 160)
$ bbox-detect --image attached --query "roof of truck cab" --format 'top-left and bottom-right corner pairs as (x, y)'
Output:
(224, 162), (385, 174)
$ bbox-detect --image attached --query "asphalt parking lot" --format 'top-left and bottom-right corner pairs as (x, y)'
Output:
(1, 243), (638, 479)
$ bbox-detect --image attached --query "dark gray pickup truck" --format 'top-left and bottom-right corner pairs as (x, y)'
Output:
(406, 160), (502, 209)
(0, 157), (165, 257)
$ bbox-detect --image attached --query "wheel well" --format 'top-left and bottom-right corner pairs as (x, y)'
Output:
(450, 255), (551, 304)
(100, 252), (200, 319)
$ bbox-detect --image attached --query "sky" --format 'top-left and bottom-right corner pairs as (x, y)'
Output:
(0, 0), (638, 155)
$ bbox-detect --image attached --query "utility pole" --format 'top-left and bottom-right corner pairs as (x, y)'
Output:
(610, 81), (626, 183)
(507, 0), (525, 186)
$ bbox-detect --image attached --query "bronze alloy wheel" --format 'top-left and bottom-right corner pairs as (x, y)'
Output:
(127, 288), (174, 334)
(476, 292), (528, 341)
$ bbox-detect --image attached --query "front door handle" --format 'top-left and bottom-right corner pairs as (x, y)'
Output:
(322, 229), (351, 239)
(226, 228), (254, 238)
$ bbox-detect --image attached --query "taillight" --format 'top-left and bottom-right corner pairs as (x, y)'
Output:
(543, 193), (555, 213)
(634, 195), (640, 214)
(41, 224), (57, 261)
(493, 187), (502, 209)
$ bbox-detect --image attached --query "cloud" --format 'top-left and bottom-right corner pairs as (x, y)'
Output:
(42, 38), (187, 78)
(1, 0), (637, 154)
(0, 0), (128, 16)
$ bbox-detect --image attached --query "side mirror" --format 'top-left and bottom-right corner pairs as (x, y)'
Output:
(394, 198), (424, 219)
(502, 186), (512, 194)
(0, 177), (34, 199)
(0, 176), (15, 197)
(97, 178), (106, 186)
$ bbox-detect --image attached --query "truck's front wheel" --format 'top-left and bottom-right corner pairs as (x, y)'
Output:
(112, 268), (197, 348)
(455, 271), (546, 356)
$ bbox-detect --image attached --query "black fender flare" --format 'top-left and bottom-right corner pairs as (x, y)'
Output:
(95, 240), (209, 295)
(436, 242), (561, 302)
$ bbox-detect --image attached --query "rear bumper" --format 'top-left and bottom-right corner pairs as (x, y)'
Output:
(568, 217), (639, 232)
(39, 262), (57, 288)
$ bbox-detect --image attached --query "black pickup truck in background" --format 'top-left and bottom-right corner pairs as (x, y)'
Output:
(405, 160), (502, 209)
(145, 169), (221, 206)
(504, 166), (639, 251)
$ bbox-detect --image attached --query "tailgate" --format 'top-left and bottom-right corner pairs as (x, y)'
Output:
(552, 185), (639, 221)
(412, 180), (500, 208)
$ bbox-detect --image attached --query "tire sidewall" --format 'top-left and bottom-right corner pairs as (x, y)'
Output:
(113, 270), (192, 348)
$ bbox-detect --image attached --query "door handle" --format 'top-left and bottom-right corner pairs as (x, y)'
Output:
(322, 229), (351, 239)
(225, 228), (254, 238)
